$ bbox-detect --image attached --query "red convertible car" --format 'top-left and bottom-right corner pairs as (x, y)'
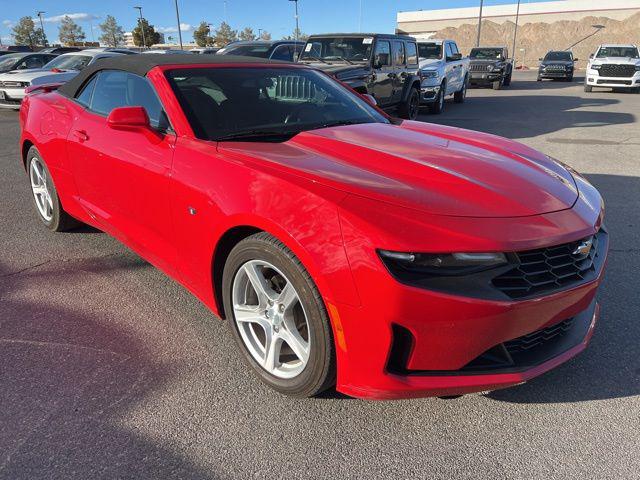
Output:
(19, 56), (608, 399)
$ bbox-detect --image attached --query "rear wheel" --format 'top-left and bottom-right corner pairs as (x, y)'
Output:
(453, 76), (468, 103)
(428, 81), (446, 114)
(398, 86), (420, 120)
(222, 232), (336, 397)
(27, 147), (80, 232)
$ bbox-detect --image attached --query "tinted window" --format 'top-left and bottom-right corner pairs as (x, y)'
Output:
(596, 46), (639, 58)
(392, 41), (405, 65)
(21, 56), (46, 69)
(166, 67), (388, 141)
(418, 43), (442, 60)
(544, 51), (572, 61)
(445, 43), (454, 59)
(88, 70), (166, 128)
(270, 45), (292, 61)
(450, 43), (460, 55)
(406, 42), (418, 65)
(470, 48), (503, 59)
(75, 75), (97, 107)
(374, 41), (391, 66)
(44, 54), (92, 70)
(219, 44), (271, 58)
(299, 37), (373, 62)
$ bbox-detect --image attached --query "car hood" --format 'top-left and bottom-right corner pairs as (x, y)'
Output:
(219, 122), (579, 218)
(301, 62), (368, 78)
(591, 57), (640, 65)
(541, 60), (573, 66)
(418, 58), (444, 69)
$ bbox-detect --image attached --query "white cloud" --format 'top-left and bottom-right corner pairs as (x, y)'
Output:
(43, 13), (100, 23)
(156, 23), (193, 33)
(2, 19), (15, 28)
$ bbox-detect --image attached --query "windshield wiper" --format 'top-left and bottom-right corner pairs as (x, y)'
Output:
(301, 55), (328, 64)
(216, 130), (301, 142)
(335, 56), (354, 65)
(313, 120), (369, 130)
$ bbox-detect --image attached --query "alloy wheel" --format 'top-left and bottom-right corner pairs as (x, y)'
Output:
(232, 259), (311, 379)
(29, 157), (53, 222)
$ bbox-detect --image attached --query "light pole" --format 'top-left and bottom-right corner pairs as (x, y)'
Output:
(134, 6), (146, 49)
(511, 0), (521, 67)
(289, 0), (299, 42)
(174, 0), (184, 49)
(565, 24), (605, 51)
(36, 11), (47, 46)
(476, 0), (484, 47)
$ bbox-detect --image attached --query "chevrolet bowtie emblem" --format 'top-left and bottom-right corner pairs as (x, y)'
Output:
(572, 237), (594, 259)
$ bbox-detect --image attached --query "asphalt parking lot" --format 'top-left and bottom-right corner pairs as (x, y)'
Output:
(1, 70), (639, 479)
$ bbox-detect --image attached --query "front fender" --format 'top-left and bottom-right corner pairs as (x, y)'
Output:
(400, 75), (422, 101)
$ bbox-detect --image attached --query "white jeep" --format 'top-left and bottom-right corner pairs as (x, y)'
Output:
(585, 44), (640, 93)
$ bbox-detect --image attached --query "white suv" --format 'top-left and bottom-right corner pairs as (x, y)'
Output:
(585, 44), (640, 93)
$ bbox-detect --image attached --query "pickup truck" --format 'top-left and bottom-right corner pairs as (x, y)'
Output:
(298, 33), (422, 120)
(417, 39), (469, 114)
(585, 44), (640, 93)
(468, 46), (513, 90)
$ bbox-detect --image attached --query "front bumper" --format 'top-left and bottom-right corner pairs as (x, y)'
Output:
(585, 71), (640, 88)
(470, 72), (502, 84)
(539, 69), (572, 79)
(419, 84), (441, 104)
(333, 190), (607, 400)
(0, 88), (25, 109)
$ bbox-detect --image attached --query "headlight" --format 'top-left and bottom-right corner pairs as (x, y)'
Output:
(487, 65), (495, 72)
(635, 65), (640, 71)
(420, 69), (439, 79)
(378, 250), (507, 276)
(540, 64), (547, 69)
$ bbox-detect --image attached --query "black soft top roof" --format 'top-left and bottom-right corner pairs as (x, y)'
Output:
(58, 54), (291, 98)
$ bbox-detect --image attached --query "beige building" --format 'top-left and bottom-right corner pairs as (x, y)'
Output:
(397, 0), (640, 38)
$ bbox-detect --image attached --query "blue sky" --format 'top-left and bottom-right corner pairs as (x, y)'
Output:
(1, 0), (547, 45)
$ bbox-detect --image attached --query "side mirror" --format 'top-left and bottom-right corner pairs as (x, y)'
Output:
(538, 57), (543, 61)
(573, 58), (579, 62)
(373, 53), (389, 69)
(360, 93), (377, 107)
(589, 53), (594, 59)
(447, 53), (462, 62)
(107, 106), (150, 131)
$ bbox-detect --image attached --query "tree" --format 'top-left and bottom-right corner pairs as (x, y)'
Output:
(283, 28), (308, 42)
(259, 31), (272, 41)
(12, 16), (46, 48)
(239, 27), (256, 42)
(213, 22), (237, 47)
(193, 21), (213, 47)
(132, 18), (161, 48)
(59, 16), (86, 46)
(99, 15), (125, 47)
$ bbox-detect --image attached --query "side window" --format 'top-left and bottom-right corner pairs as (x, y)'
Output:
(75, 75), (97, 107)
(20, 56), (45, 69)
(88, 70), (167, 129)
(445, 43), (454, 59)
(373, 41), (391, 67)
(406, 42), (418, 65)
(451, 43), (460, 55)
(392, 41), (405, 66)
(270, 45), (292, 61)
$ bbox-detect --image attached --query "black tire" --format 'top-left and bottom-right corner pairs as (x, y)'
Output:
(222, 232), (336, 397)
(428, 81), (446, 114)
(453, 76), (468, 103)
(537, 77), (542, 82)
(398, 86), (420, 120)
(584, 84), (593, 92)
(567, 75), (574, 82)
(503, 73), (512, 87)
(492, 78), (502, 90)
(26, 146), (80, 232)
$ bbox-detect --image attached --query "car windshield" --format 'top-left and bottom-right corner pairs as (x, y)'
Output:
(219, 45), (271, 58)
(0, 54), (23, 69)
(166, 67), (388, 141)
(300, 37), (372, 62)
(596, 46), (639, 58)
(418, 43), (442, 60)
(470, 48), (503, 59)
(544, 51), (572, 61)
(44, 55), (92, 70)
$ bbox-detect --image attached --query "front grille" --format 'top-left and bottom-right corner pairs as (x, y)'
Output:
(598, 79), (632, 85)
(492, 231), (603, 300)
(470, 63), (491, 72)
(599, 64), (636, 78)
(544, 65), (566, 72)
(504, 318), (574, 355)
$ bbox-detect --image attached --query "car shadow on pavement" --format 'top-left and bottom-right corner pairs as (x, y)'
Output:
(488, 174), (640, 404)
(0, 256), (218, 480)
(501, 74), (586, 91)
(432, 95), (636, 140)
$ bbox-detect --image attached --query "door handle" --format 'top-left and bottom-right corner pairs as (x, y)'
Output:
(73, 129), (89, 142)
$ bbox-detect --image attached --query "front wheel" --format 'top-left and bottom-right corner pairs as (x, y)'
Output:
(398, 87), (420, 120)
(428, 81), (446, 114)
(503, 73), (512, 87)
(584, 84), (593, 92)
(492, 78), (503, 90)
(222, 232), (336, 397)
(27, 147), (80, 232)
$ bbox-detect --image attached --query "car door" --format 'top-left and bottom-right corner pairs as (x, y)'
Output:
(67, 70), (179, 273)
(370, 40), (394, 107)
(391, 41), (406, 104)
(444, 42), (458, 93)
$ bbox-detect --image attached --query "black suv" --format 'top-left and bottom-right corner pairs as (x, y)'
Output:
(469, 46), (513, 90)
(299, 33), (422, 119)
(537, 50), (576, 82)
